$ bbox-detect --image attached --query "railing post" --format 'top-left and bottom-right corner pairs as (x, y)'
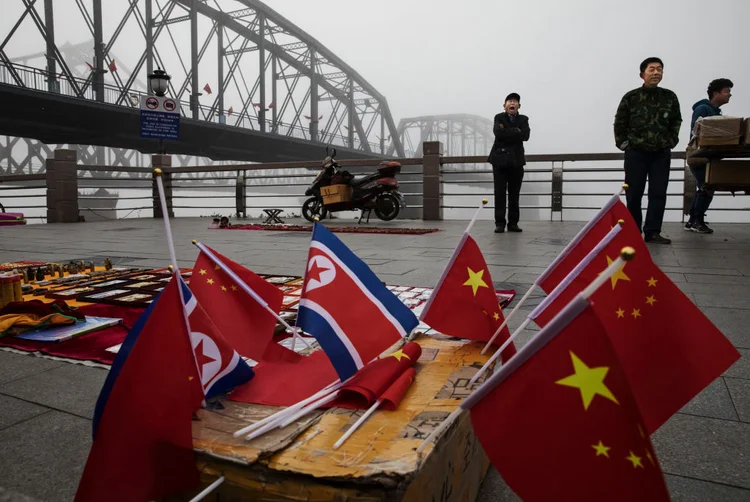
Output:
(551, 161), (563, 222)
(235, 170), (246, 218)
(422, 141), (443, 221)
(46, 149), (80, 223)
(151, 154), (173, 218)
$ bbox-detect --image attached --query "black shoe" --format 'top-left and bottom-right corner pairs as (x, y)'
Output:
(684, 220), (694, 231)
(693, 223), (714, 234)
(644, 233), (671, 244)
(494, 226), (505, 233)
(507, 224), (523, 232)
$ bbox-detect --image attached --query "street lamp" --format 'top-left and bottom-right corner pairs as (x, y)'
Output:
(148, 68), (171, 97)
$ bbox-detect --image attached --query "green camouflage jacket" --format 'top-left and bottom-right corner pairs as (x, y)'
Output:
(613, 86), (682, 152)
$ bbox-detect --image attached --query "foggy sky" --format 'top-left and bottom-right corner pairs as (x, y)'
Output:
(265, 0), (748, 154)
(3, 0), (747, 156)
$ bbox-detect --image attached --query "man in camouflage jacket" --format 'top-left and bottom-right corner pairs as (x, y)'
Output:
(614, 57), (682, 244)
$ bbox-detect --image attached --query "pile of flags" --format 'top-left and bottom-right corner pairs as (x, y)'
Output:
(73, 192), (739, 502)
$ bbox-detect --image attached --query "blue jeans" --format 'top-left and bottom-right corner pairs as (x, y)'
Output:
(689, 164), (713, 224)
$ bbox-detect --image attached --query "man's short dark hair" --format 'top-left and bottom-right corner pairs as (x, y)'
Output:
(707, 78), (734, 99)
(640, 57), (664, 73)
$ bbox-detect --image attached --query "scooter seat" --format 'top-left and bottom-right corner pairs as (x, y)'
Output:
(351, 175), (371, 187)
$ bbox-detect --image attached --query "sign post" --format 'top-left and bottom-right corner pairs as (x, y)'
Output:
(140, 95), (180, 153)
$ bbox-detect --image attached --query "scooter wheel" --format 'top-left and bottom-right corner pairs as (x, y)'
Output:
(374, 193), (400, 221)
(302, 197), (328, 222)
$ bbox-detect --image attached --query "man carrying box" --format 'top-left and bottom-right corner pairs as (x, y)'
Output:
(614, 57), (682, 245)
(685, 78), (734, 234)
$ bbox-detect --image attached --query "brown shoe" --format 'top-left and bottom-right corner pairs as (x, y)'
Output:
(644, 233), (671, 244)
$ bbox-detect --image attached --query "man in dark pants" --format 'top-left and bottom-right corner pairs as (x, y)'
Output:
(488, 93), (530, 233)
(686, 78), (734, 234)
(614, 57), (682, 244)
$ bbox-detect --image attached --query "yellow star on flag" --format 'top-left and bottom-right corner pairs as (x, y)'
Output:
(206, 278), (214, 285)
(631, 308), (641, 319)
(592, 441), (611, 458)
(556, 352), (619, 410)
(493, 312), (500, 321)
(616, 308), (625, 319)
(231, 284), (238, 291)
(221, 285), (227, 292)
(214, 264), (221, 270)
(645, 295), (657, 306)
(389, 349), (410, 362)
(199, 269), (207, 276)
(647, 277), (658, 288)
(463, 267), (489, 296)
(626, 451), (644, 468)
(646, 451), (655, 466)
(602, 256), (630, 289)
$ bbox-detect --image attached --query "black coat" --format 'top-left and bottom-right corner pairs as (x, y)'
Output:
(487, 112), (530, 168)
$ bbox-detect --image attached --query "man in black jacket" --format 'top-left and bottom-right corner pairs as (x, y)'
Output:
(488, 93), (530, 233)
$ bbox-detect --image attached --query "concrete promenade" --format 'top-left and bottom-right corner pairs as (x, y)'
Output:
(0, 216), (748, 501)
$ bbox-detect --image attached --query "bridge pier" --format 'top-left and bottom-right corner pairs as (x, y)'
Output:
(45, 149), (80, 223)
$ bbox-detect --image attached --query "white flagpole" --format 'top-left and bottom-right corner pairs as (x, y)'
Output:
(480, 184), (627, 355)
(154, 170), (204, 401)
(275, 390), (341, 429)
(464, 198), (488, 235)
(232, 380), (341, 438)
(188, 477), (225, 502)
(479, 285), (536, 355)
(192, 240), (310, 350)
(333, 399), (383, 450)
(417, 246), (637, 453)
(475, 221), (625, 381)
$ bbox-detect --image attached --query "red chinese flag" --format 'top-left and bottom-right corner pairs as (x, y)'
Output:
(108, 59), (117, 72)
(419, 234), (515, 361)
(75, 280), (203, 501)
(466, 297), (670, 501)
(537, 196), (630, 293)
(380, 367), (416, 410)
(533, 205), (740, 433)
(227, 106), (234, 116)
(190, 246), (283, 360)
(229, 349), (339, 406)
(203, 83), (212, 94)
(331, 342), (421, 409)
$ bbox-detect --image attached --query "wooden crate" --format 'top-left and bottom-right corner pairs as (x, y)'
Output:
(183, 335), (495, 501)
(321, 184), (352, 205)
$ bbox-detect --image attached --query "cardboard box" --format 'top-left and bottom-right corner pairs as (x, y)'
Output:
(695, 116), (743, 147)
(706, 159), (750, 186)
(320, 184), (352, 204)
(743, 118), (750, 145)
(188, 335), (494, 501)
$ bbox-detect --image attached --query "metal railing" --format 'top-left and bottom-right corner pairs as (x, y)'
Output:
(3, 150), (750, 224)
(0, 61), (384, 153)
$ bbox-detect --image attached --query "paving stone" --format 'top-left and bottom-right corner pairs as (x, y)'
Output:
(0, 352), (63, 386)
(679, 378), (738, 422)
(724, 349), (750, 380)
(0, 395), (49, 431)
(665, 474), (750, 501)
(700, 308), (750, 349)
(0, 411), (91, 502)
(0, 364), (107, 420)
(652, 414), (750, 489)
(726, 377), (750, 423)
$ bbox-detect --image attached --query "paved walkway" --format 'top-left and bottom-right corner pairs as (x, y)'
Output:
(0, 216), (748, 501)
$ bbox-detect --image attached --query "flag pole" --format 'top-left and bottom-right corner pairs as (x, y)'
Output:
(475, 221), (625, 378)
(333, 399), (383, 450)
(479, 285), (537, 355)
(464, 198), (488, 235)
(188, 476), (225, 502)
(192, 241), (310, 350)
(478, 183), (630, 354)
(417, 246), (637, 453)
